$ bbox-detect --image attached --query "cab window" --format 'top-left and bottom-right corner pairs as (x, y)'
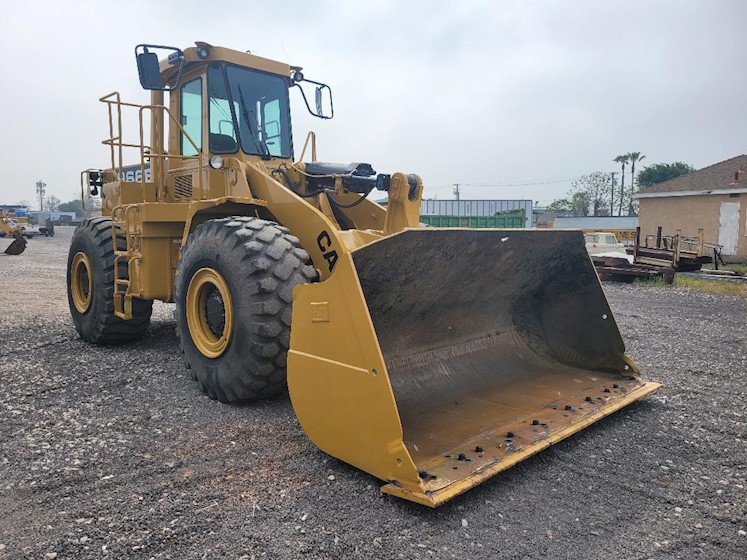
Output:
(207, 65), (239, 154)
(180, 78), (203, 156)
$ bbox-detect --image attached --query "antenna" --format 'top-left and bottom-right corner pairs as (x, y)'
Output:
(279, 41), (290, 64)
(35, 180), (46, 212)
(453, 183), (460, 201)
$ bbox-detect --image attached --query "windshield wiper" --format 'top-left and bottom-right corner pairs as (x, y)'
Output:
(236, 84), (271, 158)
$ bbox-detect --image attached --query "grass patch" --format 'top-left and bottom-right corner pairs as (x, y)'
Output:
(636, 275), (747, 297)
(720, 263), (747, 275)
(701, 260), (747, 275)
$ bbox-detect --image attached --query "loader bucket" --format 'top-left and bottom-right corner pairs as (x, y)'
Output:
(287, 229), (660, 507)
(4, 231), (27, 255)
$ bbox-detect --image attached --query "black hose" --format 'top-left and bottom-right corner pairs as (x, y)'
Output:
(271, 168), (325, 198)
(326, 189), (373, 209)
(272, 167), (372, 207)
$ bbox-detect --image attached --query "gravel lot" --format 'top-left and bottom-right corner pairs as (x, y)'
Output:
(1, 226), (745, 559)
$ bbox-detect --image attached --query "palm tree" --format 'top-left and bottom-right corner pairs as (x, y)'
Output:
(627, 152), (646, 215)
(613, 154), (629, 215)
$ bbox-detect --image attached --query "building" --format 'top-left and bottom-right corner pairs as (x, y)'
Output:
(633, 155), (746, 261)
(28, 211), (77, 225)
(0, 204), (29, 217)
(420, 199), (533, 228)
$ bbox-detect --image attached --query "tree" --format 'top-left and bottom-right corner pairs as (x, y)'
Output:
(570, 172), (612, 216)
(549, 172), (612, 217)
(613, 154), (629, 215)
(45, 195), (61, 212)
(546, 198), (573, 213)
(636, 162), (694, 190)
(571, 190), (591, 216)
(627, 151), (645, 215)
(58, 199), (85, 217)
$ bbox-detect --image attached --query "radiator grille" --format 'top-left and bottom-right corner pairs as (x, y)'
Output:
(174, 175), (193, 199)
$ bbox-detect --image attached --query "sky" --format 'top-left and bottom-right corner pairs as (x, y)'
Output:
(1, 0), (745, 209)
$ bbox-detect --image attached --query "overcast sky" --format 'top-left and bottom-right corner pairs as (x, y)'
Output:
(1, 0), (745, 209)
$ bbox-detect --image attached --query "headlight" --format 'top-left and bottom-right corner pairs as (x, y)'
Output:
(209, 155), (224, 169)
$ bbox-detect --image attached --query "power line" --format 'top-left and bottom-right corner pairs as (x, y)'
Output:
(425, 177), (579, 192)
(460, 177), (579, 187)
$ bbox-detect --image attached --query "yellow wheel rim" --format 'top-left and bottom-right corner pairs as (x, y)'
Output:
(71, 252), (93, 313)
(186, 268), (234, 358)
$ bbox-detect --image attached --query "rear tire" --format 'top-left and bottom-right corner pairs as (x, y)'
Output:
(67, 218), (153, 343)
(175, 217), (317, 403)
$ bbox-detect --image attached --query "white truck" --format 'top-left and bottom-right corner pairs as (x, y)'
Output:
(584, 232), (626, 255)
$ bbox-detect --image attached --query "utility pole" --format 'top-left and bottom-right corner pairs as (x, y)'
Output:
(36, 180), (46, 212)
(610, 172), (617, 216)
(453, 183), (460, 201)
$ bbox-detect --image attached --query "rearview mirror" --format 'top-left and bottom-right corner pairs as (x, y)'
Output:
(294, 78), (334, 120)
(135, 44), (184, 91)
(314, 84), (333, 119)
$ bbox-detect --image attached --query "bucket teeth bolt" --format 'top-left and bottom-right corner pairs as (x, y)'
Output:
(457, 453), (469, 461)
(475, 446), (484, 453)
(613, 384), (620, 389)
(532, 419), (540, 426)
(604, 388), (611, 393)
(506, 432), (515, 438)
(565, 405), (573, 411)
(585, 396), (593, 402)
(418, 470), (437, 481)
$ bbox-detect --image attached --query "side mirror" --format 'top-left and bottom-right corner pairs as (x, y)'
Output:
(314, 84), (334, 119)
(293, 77), (334, 120)
(135, 44), (184, 91)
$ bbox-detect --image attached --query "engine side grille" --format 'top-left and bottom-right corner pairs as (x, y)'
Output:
(174, 174), (193, 199)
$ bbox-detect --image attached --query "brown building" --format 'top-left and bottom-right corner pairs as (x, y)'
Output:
(633, 155), (747, 262)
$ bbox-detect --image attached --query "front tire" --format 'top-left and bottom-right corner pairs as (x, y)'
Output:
(67, 218), (153, 343)
(175, 217), (317, 403)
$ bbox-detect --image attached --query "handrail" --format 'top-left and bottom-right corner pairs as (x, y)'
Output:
(97, 92), (205, 202)
(297, 131), (317, 163)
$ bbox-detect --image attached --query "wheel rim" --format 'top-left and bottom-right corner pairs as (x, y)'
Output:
(71, 252), (93, 313)
(186, 268), (234, 358)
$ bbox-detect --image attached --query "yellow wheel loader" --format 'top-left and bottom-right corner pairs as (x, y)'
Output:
(1, 215), (28, 255)
(67, 42), (660, 506)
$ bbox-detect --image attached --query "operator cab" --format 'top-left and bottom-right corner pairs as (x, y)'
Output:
(135, 42), (332, 163)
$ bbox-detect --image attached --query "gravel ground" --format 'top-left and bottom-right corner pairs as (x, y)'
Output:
(1, 227), (745, 560)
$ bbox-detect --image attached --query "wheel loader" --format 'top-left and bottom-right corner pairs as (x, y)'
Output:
(67, 42), (660, 507)
(1, 215), (28, 255)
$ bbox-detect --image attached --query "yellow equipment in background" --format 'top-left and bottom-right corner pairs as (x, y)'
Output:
(67, 42), (660, 506)
(0, 215), (28, 255)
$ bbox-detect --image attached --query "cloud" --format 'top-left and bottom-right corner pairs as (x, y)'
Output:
(1, 0), (744, 207)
